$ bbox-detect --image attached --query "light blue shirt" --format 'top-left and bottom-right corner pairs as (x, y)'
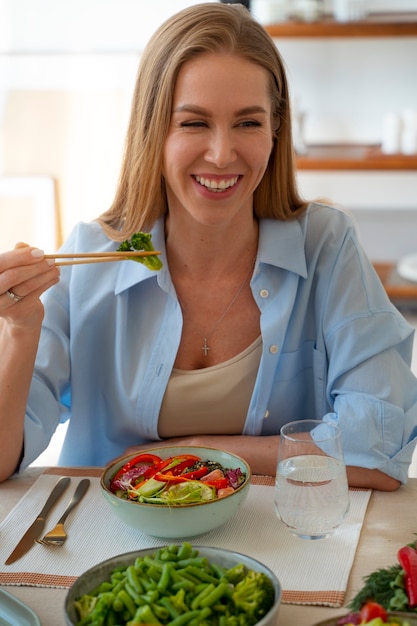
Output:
(22, 203), (417, 482)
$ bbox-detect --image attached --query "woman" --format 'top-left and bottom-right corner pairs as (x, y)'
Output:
(0, 3), (416, 489)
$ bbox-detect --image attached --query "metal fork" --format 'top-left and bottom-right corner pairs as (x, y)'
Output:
(36, 479), (90, 546)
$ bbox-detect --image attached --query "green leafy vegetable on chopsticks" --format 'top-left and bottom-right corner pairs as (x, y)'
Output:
(349, 536), (417, 614)
(73, 542), (275, 626)
(117, 231), (163, 271)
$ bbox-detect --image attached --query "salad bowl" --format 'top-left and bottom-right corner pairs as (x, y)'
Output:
(100, 445), (251, 538)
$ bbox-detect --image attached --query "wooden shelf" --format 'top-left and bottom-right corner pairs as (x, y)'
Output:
(265, 12), (417, 38)
(374, 262), (417, 303)
(295, 144), (417, 171)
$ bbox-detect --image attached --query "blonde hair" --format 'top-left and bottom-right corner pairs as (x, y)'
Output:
(97, 2), (307, 240)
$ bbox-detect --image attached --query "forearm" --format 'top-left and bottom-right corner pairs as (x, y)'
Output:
(346, 466), (401, 491)
(0, 245), (61, 482)
(0, 319), (41, 482)
(124, 434), (280, 477)
(124, 435), (402, 490)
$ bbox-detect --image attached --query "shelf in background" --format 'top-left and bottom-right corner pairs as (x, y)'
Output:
(265, 12), (417, 38)
(374, 262), (417, 304)
(295, 145), (417, 171)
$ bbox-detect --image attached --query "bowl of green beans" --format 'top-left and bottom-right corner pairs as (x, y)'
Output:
(100, 446), (252, 539)
(64, 542), (282, 626)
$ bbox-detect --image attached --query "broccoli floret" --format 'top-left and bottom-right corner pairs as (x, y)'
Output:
(117, 231), (163, 271)
(128, 604), (162, 625)
(231, 570), (275, 626)
(74, 591), (114, 625)
(168, 587), (189, 614)
(73, 594), (97, 621)
(224, 563), (247, 585)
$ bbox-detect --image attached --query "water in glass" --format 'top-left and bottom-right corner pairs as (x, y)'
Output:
(274, 420), (350, 540)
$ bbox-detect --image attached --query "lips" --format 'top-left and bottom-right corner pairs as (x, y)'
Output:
(194, 175), (239, 192)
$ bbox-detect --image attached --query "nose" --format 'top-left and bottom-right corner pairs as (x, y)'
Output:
(204, 129), (237, 168)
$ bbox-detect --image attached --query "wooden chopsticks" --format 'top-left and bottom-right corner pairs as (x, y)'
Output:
(44, 251), (161, 266)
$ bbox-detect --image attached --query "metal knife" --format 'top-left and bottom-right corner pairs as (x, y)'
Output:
(5, 475), (71, 565)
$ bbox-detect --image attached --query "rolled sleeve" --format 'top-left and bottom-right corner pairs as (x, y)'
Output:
(325, 388), (417, 484)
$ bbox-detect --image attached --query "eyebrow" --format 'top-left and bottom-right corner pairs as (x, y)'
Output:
(172, 104), (268, 116)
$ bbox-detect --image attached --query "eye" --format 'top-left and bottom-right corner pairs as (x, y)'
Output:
(238, 120), (262, 128)
(180, 120), (208, 128)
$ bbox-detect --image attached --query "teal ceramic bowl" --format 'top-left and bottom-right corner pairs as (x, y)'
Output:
(100, 446), (252, 538)
(64, 545), (281, 626)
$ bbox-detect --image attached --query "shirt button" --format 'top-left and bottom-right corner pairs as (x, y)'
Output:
(269, 345), (278, 354)
(259, 289), (269, 298)
(264, 409), (270, 419)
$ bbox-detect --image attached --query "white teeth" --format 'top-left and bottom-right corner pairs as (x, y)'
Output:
(195, 175), (239, 192)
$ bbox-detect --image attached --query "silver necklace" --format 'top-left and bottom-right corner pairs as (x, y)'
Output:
(178, 258), (256, 357)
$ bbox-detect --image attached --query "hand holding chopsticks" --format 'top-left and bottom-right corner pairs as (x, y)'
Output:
(44, 251), (161, 266)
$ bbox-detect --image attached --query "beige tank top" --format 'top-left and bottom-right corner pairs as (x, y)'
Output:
(158, 336), (262, 438)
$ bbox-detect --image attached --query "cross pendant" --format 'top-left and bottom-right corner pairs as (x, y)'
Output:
(202, 338), (210, 356)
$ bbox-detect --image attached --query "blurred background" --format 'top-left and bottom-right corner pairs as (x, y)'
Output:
(0, 0), (416, 258)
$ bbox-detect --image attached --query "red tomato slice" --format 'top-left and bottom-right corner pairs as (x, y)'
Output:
(359, 601), (388, 622)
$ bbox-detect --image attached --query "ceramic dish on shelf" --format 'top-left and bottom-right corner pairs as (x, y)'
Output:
(397, 253), (417, 283)
(310, 611), (417, 626)
(0, 588), (41, 626)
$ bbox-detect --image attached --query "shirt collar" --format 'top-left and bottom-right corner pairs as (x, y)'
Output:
(258, 217), (308, 278)
(114, 214), (308, 295)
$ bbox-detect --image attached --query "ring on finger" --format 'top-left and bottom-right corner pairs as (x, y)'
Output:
(6, 289), (24, 302)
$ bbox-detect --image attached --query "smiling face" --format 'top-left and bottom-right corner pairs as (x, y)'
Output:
(162, 52), (274, 229)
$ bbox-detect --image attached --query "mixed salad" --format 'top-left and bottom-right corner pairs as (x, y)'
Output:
(339, 537), (417, 626)
(349, 538), (417, 615)
(109, 453), (247, 505)
(337, 601), (413, 625)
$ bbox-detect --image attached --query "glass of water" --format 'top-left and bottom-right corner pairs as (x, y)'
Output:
(274, 419), (350, 540)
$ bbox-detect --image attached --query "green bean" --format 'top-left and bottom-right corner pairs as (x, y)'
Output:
(139, 576), (158, 592)
(170, 579), (196, 592)
(111, 577), (128, 596)
(183, 565), (219, 584)
(144, 555), (165, 571)
(174, 569), (200, 585)
(152, 602), (170, 621)
(190, 583), (215, 610)
(116, 589), (136, 618)
(210, 562), (227, 580)
(126, 564), (144, 593)
(168, 609), (207, 626)
(157, 562), (173, 593)
(124, 582), (146, 606)
(176, 541), (194, 560)
(147, 565), (163, 582)
(111, 595), (124, 613)
(104, 608), (118, 626)
(199, 582), (230, 608)
(188, 606), (212, 626)
(141, 588), (160, 604)
(95, 581), (113, 594)
(157, 596), (181, 620)
(177, 556), (208, 569)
